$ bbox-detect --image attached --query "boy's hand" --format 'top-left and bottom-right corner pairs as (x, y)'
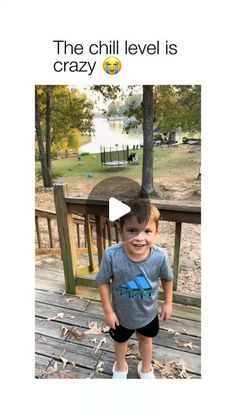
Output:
(104, 311), (119, 329)
(160, 303), (172, 321)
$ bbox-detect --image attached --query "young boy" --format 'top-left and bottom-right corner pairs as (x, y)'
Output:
(96, 200), (173, 379)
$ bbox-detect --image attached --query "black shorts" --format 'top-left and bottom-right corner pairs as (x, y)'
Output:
(109, 315), (159, 343)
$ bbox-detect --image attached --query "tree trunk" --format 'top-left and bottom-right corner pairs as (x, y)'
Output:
(46, 85), (52, 173)
(141, 85), (155, 197)
(35, 87), (52, 188)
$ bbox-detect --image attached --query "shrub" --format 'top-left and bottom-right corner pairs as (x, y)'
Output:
(35, 166), (65, 181)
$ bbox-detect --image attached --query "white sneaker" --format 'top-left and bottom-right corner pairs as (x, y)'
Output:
(137, 361), (155, 379)
(112, 361), (128, 379)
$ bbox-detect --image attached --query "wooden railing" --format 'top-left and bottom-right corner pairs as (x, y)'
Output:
(49, 183), (201, 307)
(35, 209), (100, 251)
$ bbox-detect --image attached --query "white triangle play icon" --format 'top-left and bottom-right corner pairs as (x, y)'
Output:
(109, 197), (131, 222)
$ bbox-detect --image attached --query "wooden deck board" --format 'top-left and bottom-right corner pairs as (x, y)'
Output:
(35, 260), (201, 379)
(36, 289), (90, 311)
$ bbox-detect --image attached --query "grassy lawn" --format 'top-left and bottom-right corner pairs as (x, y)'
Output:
(35, 145), (201, 184)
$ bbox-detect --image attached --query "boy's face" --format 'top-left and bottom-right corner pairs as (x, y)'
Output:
(120, 215), (158, 260)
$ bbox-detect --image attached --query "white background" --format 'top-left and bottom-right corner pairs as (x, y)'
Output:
(0, 0), (235, 416)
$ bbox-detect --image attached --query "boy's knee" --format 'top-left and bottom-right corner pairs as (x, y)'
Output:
(135, 331), (152, 342)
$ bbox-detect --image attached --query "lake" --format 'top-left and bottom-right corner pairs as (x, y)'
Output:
(79, 117), (143, 154)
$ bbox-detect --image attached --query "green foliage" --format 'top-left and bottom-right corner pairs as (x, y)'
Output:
(80, 152), (90, 156)
(106, 101), (124, 118)
(106, 85), (201, 135)
(67, 130), (79, 149)
(154, 85), (201, 133)
(91, 85), (121, 100)
(35, 85), (94, 148)
(35, 165), (65, 181)
(122, 94), (143, 133)
(35, 166), (43, 180)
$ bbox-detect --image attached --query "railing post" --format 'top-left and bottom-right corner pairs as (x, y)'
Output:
(95, 215), (104, 265)
(35, 217), (42, 248)
(85, 215), (94, 272)
(173, 222), (182, 291)
(54, 183), (77, 294)
(47, 218), (53, 248)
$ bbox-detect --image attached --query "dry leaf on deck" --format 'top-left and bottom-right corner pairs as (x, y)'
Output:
(125, 343), (140, 359)
(96, 361), (104, 374)
(102, 325), (110, 333)
(66, 328), (84, 340)
(152, 359), (163, 370)
(94, 337), (106, 353)
(175, 340), (194, 351)
(47, 312), (64, 321)
(163, 327), (180, 335)
(60, 356), (68, 369)
(60, 326), (69, 337)
(66, 298), (75, 303)
(161, 361), (176, 377)
(84, 321), (102, 335)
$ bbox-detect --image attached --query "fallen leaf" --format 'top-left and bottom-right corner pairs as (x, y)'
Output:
(152, 359), (163, 370)
(90, 338), (97, 343)
(96, 361), (104, 374)
(163, 327), (178, 334)
(161, 361), (176, 377)
(184, 342), (194, 350)
(94, 337), (107, 353)
(60, 326), (69, 337)
(84, 321), (102, 335)
(126, 343), (136, 354)
(60, 356), (68, 369)
(66, 328), (84, 340)
(174, 340), (194, 350)
(66, 298), (75, 302)
(47, 312), (64, 321)
(182, 328), (190, 335)
(152, 358), (191, 379)
(125, 343), (140, 359)
(102, 325), (110, 333)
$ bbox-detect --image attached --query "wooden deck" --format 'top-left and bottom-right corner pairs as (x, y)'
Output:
(35, 258), (201, 379)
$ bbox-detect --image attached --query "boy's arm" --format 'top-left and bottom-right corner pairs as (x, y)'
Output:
(160, 279), (173, 321)
(98, 283), (119, 329)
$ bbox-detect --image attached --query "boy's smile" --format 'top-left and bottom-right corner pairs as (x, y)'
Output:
(121, 216), (158, 261)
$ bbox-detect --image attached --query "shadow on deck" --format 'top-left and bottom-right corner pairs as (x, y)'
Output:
(35, 258), (201, 379)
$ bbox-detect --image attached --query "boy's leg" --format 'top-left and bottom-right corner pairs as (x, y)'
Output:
(135, 315), (159, 373)
(114, 341), (129, 372)
(109, 324), (134, 373)
(136, 332), (153, 373)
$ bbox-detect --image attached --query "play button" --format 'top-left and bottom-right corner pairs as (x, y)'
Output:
(109, 197), (131, 222)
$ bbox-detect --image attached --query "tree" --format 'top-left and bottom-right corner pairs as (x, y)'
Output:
(141, 85), (155, 196)
(122, 85), (201, 195)
(35, 85), (94, 187)
(92, 85), (155, 197)
(35, 87), (52, 187)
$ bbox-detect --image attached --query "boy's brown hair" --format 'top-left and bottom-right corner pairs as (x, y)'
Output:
(119, 199), (160, 231)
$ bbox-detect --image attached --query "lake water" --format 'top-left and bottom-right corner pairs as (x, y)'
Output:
(79, 118), (143, 154)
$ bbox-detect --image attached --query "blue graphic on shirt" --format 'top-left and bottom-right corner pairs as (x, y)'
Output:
(115, 275), (154, 299)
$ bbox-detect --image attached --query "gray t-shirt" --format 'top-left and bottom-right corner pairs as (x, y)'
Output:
(96, 242), (173, 329)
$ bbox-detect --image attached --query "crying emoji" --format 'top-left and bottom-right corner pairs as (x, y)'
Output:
(103, 56), (121, 75)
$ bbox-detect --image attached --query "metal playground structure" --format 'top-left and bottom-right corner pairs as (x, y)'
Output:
(100, 145), (129, 167)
